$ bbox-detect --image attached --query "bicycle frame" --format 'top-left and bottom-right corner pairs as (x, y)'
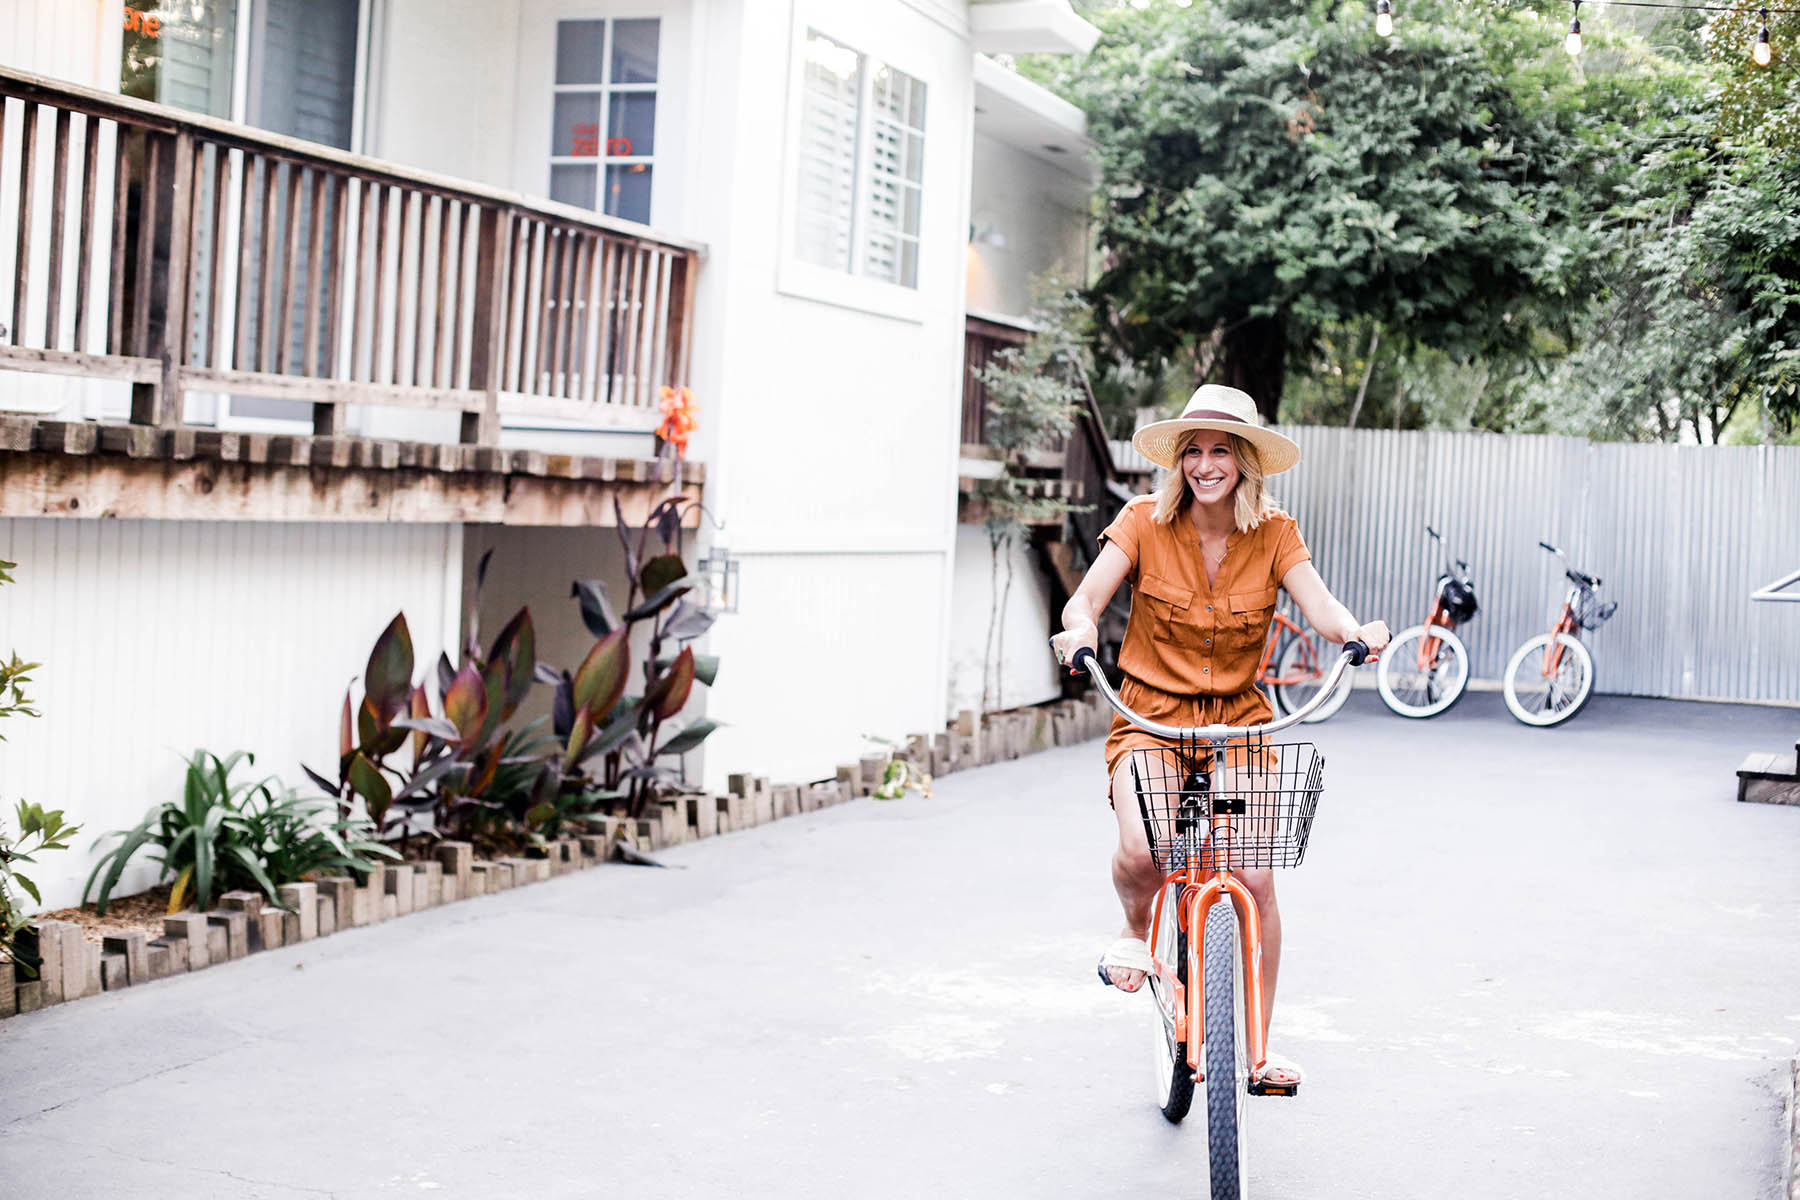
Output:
(1416, 597), (1455, 672)
(1255, 606), (1314, 689)
(1539, 587), (1582, 677)
(1146, 794), (1271, 1082)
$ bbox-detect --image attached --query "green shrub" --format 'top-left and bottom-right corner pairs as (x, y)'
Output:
(85, 750), (394, 915)
(1, 801), (80, 978)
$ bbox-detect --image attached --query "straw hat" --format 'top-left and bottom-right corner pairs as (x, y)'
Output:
(1130, 385), (1301, 475)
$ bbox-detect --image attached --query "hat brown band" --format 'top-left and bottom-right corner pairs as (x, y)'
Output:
(1180, 409), (1248, 423)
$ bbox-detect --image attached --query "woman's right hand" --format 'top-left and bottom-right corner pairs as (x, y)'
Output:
(1051, 622), (1098, 671)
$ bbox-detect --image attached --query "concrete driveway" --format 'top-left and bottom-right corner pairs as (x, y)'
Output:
(1, 689), (1796, 1199)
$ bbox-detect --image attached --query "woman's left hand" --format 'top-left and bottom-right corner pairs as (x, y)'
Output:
(1355, 620), (1391, 654)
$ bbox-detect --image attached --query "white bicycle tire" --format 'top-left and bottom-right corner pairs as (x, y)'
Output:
(1272, 632), (1354, 723)
(1376, 625), (1471, 718)
(1502, 632), (1595, 726)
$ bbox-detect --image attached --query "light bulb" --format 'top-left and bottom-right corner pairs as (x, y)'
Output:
(1375, 0), (1394, 37)
(1565, 21), (1582, 56)
(1754, 11), (1773, 66)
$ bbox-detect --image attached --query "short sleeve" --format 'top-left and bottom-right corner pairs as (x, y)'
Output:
(1098, 499), (1146, 573)
(1273, 515), (1312, 582)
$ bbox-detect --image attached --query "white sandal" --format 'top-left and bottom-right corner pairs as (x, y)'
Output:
(1096, 937), (1152, 992)
(1253, 1051), (1304, 1089)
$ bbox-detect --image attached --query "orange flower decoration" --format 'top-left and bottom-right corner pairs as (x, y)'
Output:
(656, 386), (698, 459)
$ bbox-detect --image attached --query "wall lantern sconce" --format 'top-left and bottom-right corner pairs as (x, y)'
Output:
(696, 546), (740, 615)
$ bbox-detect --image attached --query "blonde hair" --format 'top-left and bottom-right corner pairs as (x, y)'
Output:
(1152, 430), (1278, 532)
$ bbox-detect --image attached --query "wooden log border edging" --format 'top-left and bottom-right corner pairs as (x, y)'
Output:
(0, 692), (1110, 1021)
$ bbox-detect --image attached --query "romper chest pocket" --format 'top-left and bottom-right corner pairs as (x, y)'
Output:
(1137, 575), (1207, 651)
(1227, 587), (1279, 648)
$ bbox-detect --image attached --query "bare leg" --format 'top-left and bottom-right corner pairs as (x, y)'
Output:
(1106, 758), (1162, 989)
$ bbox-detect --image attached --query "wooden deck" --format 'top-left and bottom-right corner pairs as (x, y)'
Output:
(0, 67), (702, 523)
(0, 416), (701, 526)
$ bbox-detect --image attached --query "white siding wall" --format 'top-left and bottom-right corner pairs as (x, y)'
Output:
(370, 0), (525, 189)
(947, 522), (1060, 715)
(965, 129), (1088, 320)
(0, 518), (461, 913)
(692, 0), (974, 792)
(705, 551), (949, 786)
(0, 0), (120, 86)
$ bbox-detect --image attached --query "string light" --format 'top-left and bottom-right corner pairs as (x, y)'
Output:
(1566, 0), (1584, 56)
(1755, 7), (1774, 62)
(1375, 0), (1394, 37)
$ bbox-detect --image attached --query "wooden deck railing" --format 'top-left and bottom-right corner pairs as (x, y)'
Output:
(0, 67), (698, 446)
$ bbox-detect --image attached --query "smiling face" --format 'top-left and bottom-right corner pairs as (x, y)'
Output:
(1179, 430), (1241, 509)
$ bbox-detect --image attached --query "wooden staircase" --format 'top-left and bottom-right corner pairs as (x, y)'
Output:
(1736, 741), (1800, 804)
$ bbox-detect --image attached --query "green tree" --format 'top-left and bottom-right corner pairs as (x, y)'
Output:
(1056, 0), (1598, 420)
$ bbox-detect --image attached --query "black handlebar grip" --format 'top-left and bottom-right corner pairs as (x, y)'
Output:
(1426, 524), (1440, 539)
(1071, 646), (1097, 675)
(1344, 640), (1370, 667)
(1539, 540), (1557, 553)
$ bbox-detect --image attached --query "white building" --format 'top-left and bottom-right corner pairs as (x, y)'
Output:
(0, 0), (1100, 910)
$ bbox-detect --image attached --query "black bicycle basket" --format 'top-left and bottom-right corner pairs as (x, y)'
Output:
(1127, 736), (1325, 871)
(1573, 587), (1617, 631)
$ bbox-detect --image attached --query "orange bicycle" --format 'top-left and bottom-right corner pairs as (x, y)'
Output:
(1376, 524), (1479, 719)
(1071, 641), (1369, 1198)
(1500, 540), (1617, 726)
(1256, 601), (1353, 723)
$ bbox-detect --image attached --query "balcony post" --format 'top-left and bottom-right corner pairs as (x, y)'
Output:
(462, 205), (508, 447)
(129, 129), (194, 428)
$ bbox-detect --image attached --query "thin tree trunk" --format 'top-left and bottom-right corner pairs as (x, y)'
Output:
(996, 535), (1016, 711)
(1217, 314), (1288, 422)
(1346, 325), (1381, 429)
(982, 523), (1005, 713)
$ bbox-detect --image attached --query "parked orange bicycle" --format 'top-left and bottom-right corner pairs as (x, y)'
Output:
(1256, 601), (1352, 723)
(1500, 540), (1616, 726)
(1071, 641), (1370, 1199)
(1376, 524), (1479, 718)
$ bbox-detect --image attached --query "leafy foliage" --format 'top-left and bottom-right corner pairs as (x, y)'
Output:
(561, 496), (722, 818)
(0, 560), (62, 975)
(1038, 0), (1799, 442)
(1, 802), (80, 976)
(85, 750), (394, 916)
(1058, 0), (1593, 418)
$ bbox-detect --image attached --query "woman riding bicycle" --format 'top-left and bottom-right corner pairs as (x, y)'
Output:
(1050, 385), (1388, 1090)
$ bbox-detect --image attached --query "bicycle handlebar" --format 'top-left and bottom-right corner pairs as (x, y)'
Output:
(1067, 644), (1368, 740)
(1538, 540), (1602, 588)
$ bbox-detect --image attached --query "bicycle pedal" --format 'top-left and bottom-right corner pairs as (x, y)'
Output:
(1248, 1080), (1299, 1097)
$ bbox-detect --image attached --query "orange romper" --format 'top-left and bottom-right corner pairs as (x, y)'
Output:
(1099, 496), (1314, 778)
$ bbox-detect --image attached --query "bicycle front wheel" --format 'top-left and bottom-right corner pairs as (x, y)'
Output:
(1149, 882), (1194, 1123)
(1377, 624), (1471, 718)
(1203, 900), (1248, 1200)
(1502, 632), (1594, 726)
(1270, 630), (1354, 724)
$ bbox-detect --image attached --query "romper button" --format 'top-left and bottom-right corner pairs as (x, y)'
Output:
(1203, 667), (1210, 673)
(1206, 605), (1214, 612)
(1205, 638), (1212, 645)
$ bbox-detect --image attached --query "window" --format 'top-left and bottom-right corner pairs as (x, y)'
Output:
(122, 0), (238, 119)
(793, 31), (926, 289)
(549, 19), (660, 226)
(120, 0), (364, 149)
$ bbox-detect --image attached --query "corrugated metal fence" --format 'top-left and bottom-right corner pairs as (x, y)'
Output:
(1268, 427), (1800, 704)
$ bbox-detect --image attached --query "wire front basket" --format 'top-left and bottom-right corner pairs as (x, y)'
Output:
(1127, 737), (1325, 871)
(1574, 586), (1618, 631)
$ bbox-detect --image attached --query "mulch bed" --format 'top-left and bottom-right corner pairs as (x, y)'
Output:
(37, 882), (178, 944)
